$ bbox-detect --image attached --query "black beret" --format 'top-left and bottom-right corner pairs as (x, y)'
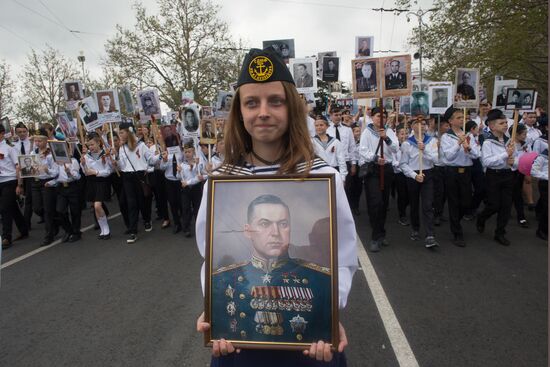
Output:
(538, 115), (548, 127)
(119, 121), (134, 131)
(442, 106), (460, 123)
(371, 107), (388, 117)
(237, 48), (295, 88)
(486, 109), (506, 123)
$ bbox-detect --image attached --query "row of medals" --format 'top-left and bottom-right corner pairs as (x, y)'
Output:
(254, 311), (284, 336)
(250, 298), (313, 312)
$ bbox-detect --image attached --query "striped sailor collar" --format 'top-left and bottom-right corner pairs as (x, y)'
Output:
(215, 157), (329, 176)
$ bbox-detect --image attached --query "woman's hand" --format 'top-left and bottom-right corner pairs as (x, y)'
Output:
(303, 322), (348, 362)
(196, 312), (240, 357)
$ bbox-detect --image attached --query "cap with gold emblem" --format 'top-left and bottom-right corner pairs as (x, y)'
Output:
(237, 47), (295, 88)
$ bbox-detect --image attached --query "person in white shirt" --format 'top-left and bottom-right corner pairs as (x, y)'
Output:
(160, 147), (185, 234)
(311, 115), (347, 182)
(508, 124), (531, 228)
(13, 122), (35, 230)
(531, 149), (547, 240)
(358, 106), (399, 252)
(209, 136), (225, 171)
(178, 144), (206, 237)
(347, 123), (364, 216)
(394, 123), (410, 226)
(399, 116), (439, 248)
(113, 122), (158, 243)
(522, 111), (540, 210)
(464, 120), (486, 217)
(327, 107), (357, 179)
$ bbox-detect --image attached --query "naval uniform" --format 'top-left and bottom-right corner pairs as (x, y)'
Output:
(511, 141), (530, 224)
(311, 135), (347, 181)
(82, 151), (113, 203)
(196, 158), (358, 366)
(0, 139), (27, 243)
(31, 148), (60, 243)
(49, 158), (82, 238)
(440, 129), (480, 239)
(347, 138), (363, 213)
(432, 136), (446, 223)
(469, 133), (486, 215)
(13, 137), (34, 227)
(160, 151), (185, 229)
(531, 150), (548, 237)
(358, 124), (399, 242)
(477, 133), (515, 236)
(178, 158), (206, 233)
(327, 122), (357, 196)
(532, 135), (548, 155)
(393, 143), (409, 220)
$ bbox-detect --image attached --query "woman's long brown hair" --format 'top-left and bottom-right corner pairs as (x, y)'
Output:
(120, 127), (138, 151)
(223, 81), (314, 175)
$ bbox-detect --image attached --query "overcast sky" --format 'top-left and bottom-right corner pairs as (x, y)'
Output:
(0, 0), (434, 86)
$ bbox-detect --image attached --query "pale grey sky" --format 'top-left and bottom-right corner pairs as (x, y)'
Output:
(0, 0), (434, 85)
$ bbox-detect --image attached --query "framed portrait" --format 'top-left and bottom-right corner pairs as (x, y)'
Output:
(317, 51), (336, 78)
(322, 57), (339, 82)
(78, 96), (101, 132)
(0, 116), (11, 138)
(18, 155), (40, 178)
(380, 55), (412, 98)
(351, 58), (380, 99)
(160, 125), (181, 155)
(137, 89), (161, 121)
(204, 174), (339, 350)
(48, 140), (71, 164)
(399, 96), (412, 115)
(479, 84), (488, 104)
(94, 89), (121, 124)
(216, 91), (234, 114)
(453, 68), (480, 109)
(166, 110), (179, 125)
(214, 117), (226, 138)
(493, 79), (518, 109)
(120, 85), (135, 114)
(262, 39), (295, 63)
(355, 36), (374, 58)
(520, 92), (538, 113)
(411, 91), (430, 117)
(201, 106), (214, 119)
(505, 89), (536, 111)
(200, 119), (217, 145)
(289, 58), (317, 94)
(56, 112), (78, 142)
(428, 82), (453, 114)
(383, 97), (396, 112)
(63, 80), (83, 111)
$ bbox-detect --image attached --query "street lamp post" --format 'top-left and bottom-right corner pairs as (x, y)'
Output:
(77, 51), (86, 80)
(407, 8), (438, 83)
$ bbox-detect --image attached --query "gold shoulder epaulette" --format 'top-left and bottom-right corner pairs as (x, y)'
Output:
(212, 261), (248, 275)
(294, 258), (331, 275)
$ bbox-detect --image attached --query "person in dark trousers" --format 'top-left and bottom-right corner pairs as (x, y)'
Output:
(108, 132), (129, 230)
(433, 117), (449, 226)
(160, 147), (185, 234)
(476, 109), (516, 246)
(465, 120), (485, 216)
(347, 123), (363, 216)
(509, 124), (530, 228)
(178, 144), (206, 237)
(394, 123), (410, 225)
(531, 149), (548, 240)
(13, 122), (35, 230)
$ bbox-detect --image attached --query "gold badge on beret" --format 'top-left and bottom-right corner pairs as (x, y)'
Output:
(248, 56), (274, 82)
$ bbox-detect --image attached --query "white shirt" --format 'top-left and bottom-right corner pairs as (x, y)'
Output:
(117, 142), (158, 172)
(358, 124), (399, 166)
(195, 159), (358, 309)
(178, 159), (206, 186)
(481, 135), (517, 170)
(532, 136), (548, 155)
(82, 151), (113, 177)
(440, 130), (480, 166)
(312, 135), (347, 180)
(13, 138), (32, 156)
(531, 153), (548, 181)
(0, 139), (19, 182)
(526, 126), (542, 148)
(32, 149), (59, 180)
(399, 135), (439, 179)
(306, 115), (316, 138)
(47, 158), (81, 186)
(160, 151), (184, 181)
(327, 122), (357, 163)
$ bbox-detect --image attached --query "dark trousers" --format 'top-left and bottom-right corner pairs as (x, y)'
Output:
(394, 172), (409, 217)
(347, 172), (363, 211)
(407, 170), (434, 237)
(471, 159), (486, 213)
(143, 172), (154, 221)
(32, 180), (57, 240)
(181, 184), (202, 231)
(56, 182), (82, 235)
(22, 177), (34, 227)
(433, 166), (446, 218)
(111, 173), (129, 228)
(512, 171), (526, 222)
(536, 180), (548, 235)
(477, 170), (514, 235)
(364, 165), (395, 241)
(444, 166), (472, 236)
(166, 179), (182, 226)
(0, 180), (27, 242)
(122, 172), (151, 234)
(153, 169), (169, 220)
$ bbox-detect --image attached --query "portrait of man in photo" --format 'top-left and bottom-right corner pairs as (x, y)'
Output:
(81, 102), (98, 125)
(322, 57), (339, 82)
(183, 107), (199, 132)
(385, 59), (407, 90)
(65, 83), (81, 101)
(294, 63), (314, 88)
(97, 92), (116, 113)
(356, 61), (377, 92)
(432, 88), (448, 108)
(456, 71), (476, 100)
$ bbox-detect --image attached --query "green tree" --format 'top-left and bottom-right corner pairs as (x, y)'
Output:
(17, 46), (79, 123)
(104, 0), (245, 109)
(0, 60), (16, 118)
(399, 0), (548, 106)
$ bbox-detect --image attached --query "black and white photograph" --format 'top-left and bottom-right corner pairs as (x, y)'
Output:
(160, 125), (181, 155)
(479, 84), (488, 104)
(381, 55), (412, 97)
(56, 112), (78, 142)
(137, 89), (161, 121)
(216, 91), (233, 113)
(493, 79), (518, 108)
(428, 82), (453, 114)
(0, 116), (11, 138)
(322, 57), (339, 82)
(355, 36), (374, 58)
(49, 140), (71, 164)
(399, 95), (412, 114)
(410, 91), (430, 116)
(200, 119), (217, 145)
(94, 89), (121, 124)
(453, 68), (480, 109)
(18, 155), (40, 178)
(289, 58), (317, 93)
(63, 80), (83, 111)
(204, 175), (338, 350)
(180, 106), (200, 133)
(166, 111), (178, 125)
(317, 51), (336, 78)
(505, 89), (536, 111)
(351, 58), (380, 99)
(262, 39), (295, 63)
(79, 96), (100, 132)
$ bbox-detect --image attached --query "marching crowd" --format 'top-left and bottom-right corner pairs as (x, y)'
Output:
(0, 93), (548, 253)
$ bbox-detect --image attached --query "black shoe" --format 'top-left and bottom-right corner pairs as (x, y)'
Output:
(453, 235), (466, 247)
(536, 230), (548, 241)
(494, 234), (511, 246)
(41, 238), (54, 247)
(381, 238), (389, 247)
(434, 216), (441, 226)
(518, 219), (529, 228)
(368, 240), (380, 253)
(2, 238), (12, 249)
(398, 217), (410, 226)
(410, 231), (420, 241)
(62, 232), (71, 243)
(99, 233), (111, 240)
(463, 214), (474, 221)
(476, 219), (485, 234)
(127, 234), (137, 244)
(68, 234), (82, 243)
(144, 222), (153, 232)
(425, 236), (439, 249)
(173, 225), (182, 234)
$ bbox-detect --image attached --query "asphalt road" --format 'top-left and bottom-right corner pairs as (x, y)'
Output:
(0, 195), (547, 367)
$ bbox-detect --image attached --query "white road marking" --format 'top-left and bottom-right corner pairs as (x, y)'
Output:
(1, 213), (121, 270)
(357, 237), (420, 367)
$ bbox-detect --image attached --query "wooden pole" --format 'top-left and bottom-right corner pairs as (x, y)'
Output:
(108, 122), (121, 177)
(462, 107), (467, 131)
(510, 108), (519, 144)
